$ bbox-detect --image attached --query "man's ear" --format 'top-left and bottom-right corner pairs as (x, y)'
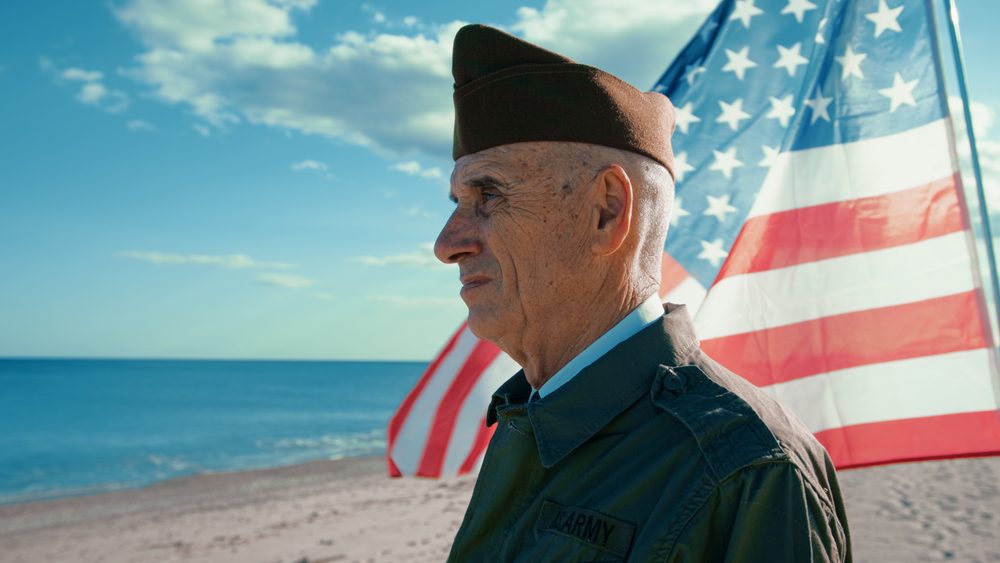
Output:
(591, 164), (633, 256)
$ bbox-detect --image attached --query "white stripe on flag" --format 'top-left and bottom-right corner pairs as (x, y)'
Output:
(695, 231), (978, 339)
(391, 326), (479, 475)
(762, 348), (999, 434)
(440, 353), (519, 475)
(662, 276), (707, 312)
(749, 119), (957, 218)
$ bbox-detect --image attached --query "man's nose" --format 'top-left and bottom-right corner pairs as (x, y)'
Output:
(434, 211), (482, 264)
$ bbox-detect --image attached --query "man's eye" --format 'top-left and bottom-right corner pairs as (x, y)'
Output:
(480, 190), (500, 203)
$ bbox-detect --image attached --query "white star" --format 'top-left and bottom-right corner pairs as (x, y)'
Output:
(835, 46), (867, 80)
(865, 0), (904, 38)
(674, 102), (701, 135)
(803, 91), (833, 123)
(781, 0), (817, 23)
(773, 43), (809, 77)
(716, 99), (751, 131)
(816, 17), (828, 44)
(670, 197), (690, 227)
(766, 95), (796, 127)
(731, 0), (765, 28)
(758, 145), (780, 168)
(704, 194), (739, 222)
(698, 238), (729, 267)
(878, 72), (918, 112)
(683, 62), (706, 86)
(709, 147), (744, 179)
(722, 46), (758, 81)
(673, 151), (695, 183)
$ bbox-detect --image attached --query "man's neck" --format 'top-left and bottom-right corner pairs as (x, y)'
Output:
(517, 288), (651, 389)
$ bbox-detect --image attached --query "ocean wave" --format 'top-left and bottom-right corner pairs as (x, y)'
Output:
(256, 429), (386, 457)
(145, 454), (195, 472)
(0, 480), (137, 506)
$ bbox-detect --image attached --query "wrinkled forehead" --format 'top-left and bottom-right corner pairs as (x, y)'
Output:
(453, 142), (550, 177)
(450, 142), (553, 192)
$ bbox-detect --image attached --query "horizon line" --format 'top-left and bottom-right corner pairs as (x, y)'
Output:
(0, 355), (432, 363)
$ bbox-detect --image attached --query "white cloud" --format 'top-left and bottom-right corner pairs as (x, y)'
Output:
(52, 64), (130, 113)
(111, 0), (711, 161)
(950, 96), (995, 130)
(119, 251), (296, 269)
(311, 291), (335, 301)
(115, 0), (458, 157)
(949, 96), (1000, 211)
(77, 82), (108, 104)
(291, 159), (328, 171)
(403, 16), (419, 27)
(373, 11), (387, 24)
(392, 160), (443, 180)
(256, 272), (316, 288)
(950, 96), (996, 139)
(115, 0), (316, 52)
(979, 140), (1000, 180)
(61, 68), (103, 82)
(126, 119), (156, 132)
(512, 0), (717, 87)
(355, 242), (444, 268)
(193, 124), (212, 137)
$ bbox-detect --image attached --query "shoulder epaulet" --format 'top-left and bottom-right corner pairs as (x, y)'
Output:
(650, 363), (788, 482)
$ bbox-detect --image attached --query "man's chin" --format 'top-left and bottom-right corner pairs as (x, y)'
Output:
(464, 308), (503, 344)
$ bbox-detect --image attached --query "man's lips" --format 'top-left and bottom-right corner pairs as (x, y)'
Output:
(459, 274), (491, 291)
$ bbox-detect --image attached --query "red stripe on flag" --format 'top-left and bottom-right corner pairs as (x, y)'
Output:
(416, 339), (503, 477)
(717, 175), (963, 281)
(660, 251), (691, 298)
(387, 455), (403, 478)
(819, 411), (1000, 469)
(386, 323), (466, 477)
(458, 415), (496, 475)
(701, 291), (987, 386)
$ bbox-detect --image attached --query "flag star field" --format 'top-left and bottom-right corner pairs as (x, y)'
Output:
(655, 0), (946, 287)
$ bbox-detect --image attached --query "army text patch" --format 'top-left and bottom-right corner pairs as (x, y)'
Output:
(535, 500), (635, 558)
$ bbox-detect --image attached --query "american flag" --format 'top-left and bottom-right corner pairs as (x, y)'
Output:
(388, 0), (1000, 477)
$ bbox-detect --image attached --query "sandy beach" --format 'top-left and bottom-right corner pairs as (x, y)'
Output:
(0, 455), (998, 562)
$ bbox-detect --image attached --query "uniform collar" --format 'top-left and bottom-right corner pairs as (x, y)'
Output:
(534, 293), (665, 399)
(487, 303), (700, 468)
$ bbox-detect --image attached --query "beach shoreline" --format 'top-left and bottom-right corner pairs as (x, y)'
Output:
(0, 455), (474, 563)
(1, 455), (998, 562)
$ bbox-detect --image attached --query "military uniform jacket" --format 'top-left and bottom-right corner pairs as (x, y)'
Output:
(447, 304), (851, 562)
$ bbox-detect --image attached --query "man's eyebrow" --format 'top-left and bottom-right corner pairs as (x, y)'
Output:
(465, 175), (512, 191)
(449, 175), (512, 204)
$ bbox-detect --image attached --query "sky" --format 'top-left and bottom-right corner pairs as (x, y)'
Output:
(1, 0), (998, 361)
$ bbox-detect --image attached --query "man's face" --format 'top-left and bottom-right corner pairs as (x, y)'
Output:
(434, 143), (593, 347)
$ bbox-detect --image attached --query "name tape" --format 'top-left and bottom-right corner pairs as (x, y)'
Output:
(535, 499), (635, 558)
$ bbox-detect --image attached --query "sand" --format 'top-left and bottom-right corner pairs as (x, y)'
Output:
(0, 455), (998, 562)
(838, 457), (1000, 562)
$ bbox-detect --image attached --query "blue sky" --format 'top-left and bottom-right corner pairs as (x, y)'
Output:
(1, 0), (998, 360)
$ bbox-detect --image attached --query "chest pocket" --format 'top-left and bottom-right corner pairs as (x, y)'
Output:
(530, 499), (635, 562)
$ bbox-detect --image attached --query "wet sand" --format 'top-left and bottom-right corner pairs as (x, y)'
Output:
(0, 455), (998, 562)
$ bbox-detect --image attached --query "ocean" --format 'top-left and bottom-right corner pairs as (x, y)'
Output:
(0, 358), (425, 505)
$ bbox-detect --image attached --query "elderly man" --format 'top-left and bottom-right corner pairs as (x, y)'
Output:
(435, 25), (851, 562)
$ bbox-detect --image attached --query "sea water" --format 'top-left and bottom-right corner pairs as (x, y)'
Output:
(0, 359), (424, 505)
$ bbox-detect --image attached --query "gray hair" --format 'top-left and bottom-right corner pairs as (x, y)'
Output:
(542, 142), (674, 295)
